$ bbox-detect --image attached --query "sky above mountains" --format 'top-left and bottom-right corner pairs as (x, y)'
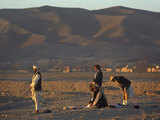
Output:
(0, 0), (160, 12)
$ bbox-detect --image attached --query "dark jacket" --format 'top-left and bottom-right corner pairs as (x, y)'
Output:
(93, 70), (103, 87)
(89, 70), (107, 108)
(112, 76), (131, 90)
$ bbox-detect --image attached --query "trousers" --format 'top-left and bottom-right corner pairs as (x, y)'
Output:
(31, 90), (41, 111)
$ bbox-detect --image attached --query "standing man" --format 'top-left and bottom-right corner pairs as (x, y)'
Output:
(87, 65), (108, 108)
(110, 75), (132, 105)
(30, 65), (42, 113)
(93, 64), (103, 87)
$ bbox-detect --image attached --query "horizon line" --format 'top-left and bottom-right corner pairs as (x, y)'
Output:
(0, 5), (159, 13)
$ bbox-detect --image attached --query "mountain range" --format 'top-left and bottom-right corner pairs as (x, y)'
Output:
(0, 6), (160, 66)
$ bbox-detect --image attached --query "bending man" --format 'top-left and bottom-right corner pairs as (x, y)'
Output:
(110, 75), (133, 105)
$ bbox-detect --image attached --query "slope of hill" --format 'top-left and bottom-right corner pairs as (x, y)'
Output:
(0, 6), (160, 66)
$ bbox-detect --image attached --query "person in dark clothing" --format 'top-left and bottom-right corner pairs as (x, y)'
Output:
(93, 64), (103, 87)
(110, 75), (133, 105)
(86, 65), (108, 108)
(88, 82), (108, 108)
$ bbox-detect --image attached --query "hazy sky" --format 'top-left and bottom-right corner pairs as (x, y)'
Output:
(1, 0), (160, 12)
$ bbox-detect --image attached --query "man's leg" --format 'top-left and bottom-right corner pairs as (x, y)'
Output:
(32, 91), (37, 112)
(35, 92), (40, 113)
(123, 88), (128, 105)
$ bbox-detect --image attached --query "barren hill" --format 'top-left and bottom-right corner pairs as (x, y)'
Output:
(0, 6), (160, 66)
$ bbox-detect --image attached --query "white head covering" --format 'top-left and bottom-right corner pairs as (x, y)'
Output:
(33, 65), (37, 70)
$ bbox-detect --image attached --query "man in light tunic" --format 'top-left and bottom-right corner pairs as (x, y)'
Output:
(30, 65), (42, 113)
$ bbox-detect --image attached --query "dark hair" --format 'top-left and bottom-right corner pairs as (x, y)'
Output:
(94, 64), (101, 70)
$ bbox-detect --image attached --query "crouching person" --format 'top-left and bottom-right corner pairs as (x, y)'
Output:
(110, 75), (133, 106)
(87, 65), (108, 108)
(30, 65), (42, 113)
(87, 82), (108, 108)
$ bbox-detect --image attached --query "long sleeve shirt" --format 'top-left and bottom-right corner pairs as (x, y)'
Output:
(112, 76), (131, 90)
(93, 70), (103, 87)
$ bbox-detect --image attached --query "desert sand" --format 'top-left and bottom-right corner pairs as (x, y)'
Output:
(0, 72), (160, 120)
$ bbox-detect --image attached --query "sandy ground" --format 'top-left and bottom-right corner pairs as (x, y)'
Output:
(0, 73), (160, 120)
